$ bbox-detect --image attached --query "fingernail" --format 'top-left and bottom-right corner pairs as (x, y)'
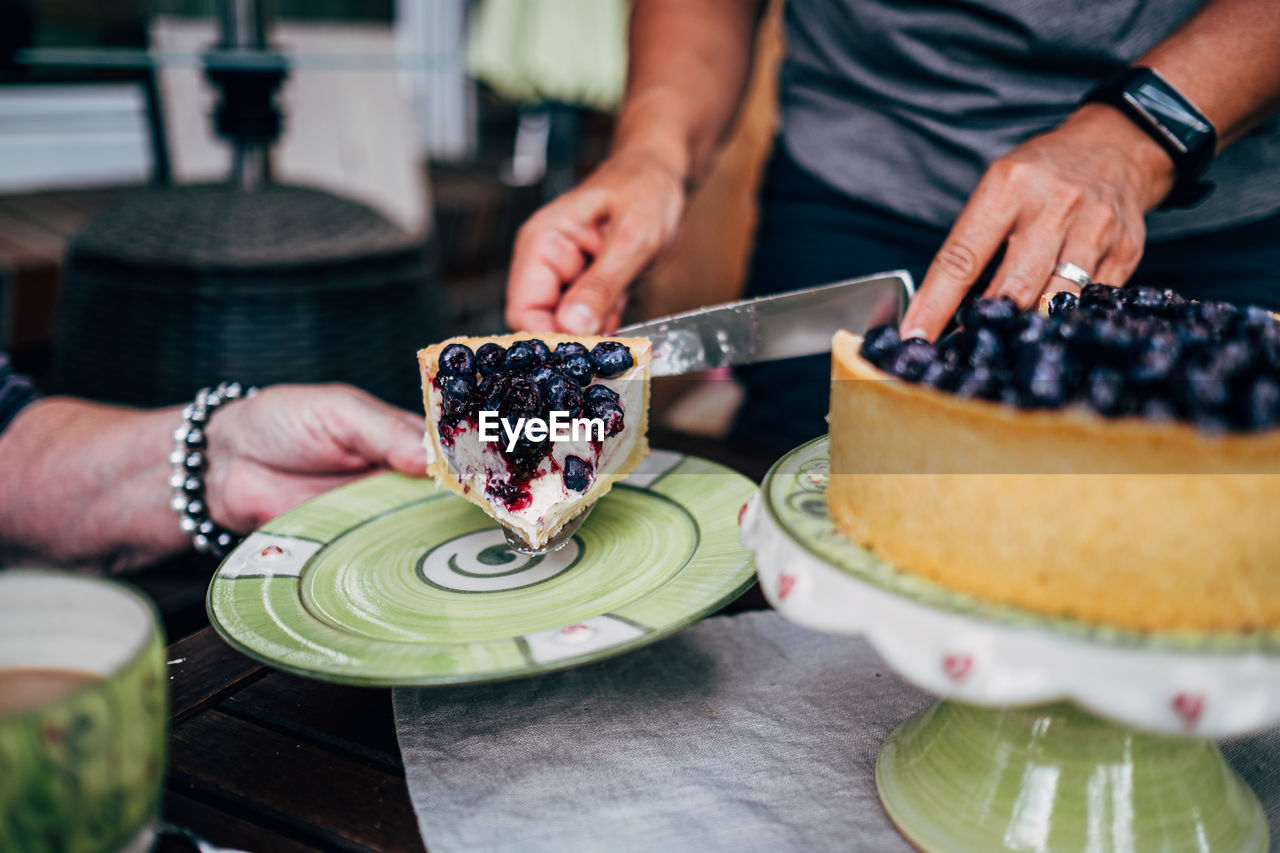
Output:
(559, 303), (599, 334)
(901, 327), (929, 341)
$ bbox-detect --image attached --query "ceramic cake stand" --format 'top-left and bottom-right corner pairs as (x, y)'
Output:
(740, 436), (1280, 853)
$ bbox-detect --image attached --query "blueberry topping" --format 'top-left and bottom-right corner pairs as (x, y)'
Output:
(1246, 375), (1280, 430)
(526, 338), (552, 363)
(963, 296), (1019, 332)
(504, 341), (540, 372)
(1047, 291), (1079, 317)
(1085, 366), (1127, 416)
(563, 455), (593, 493)
(475, 343), (507, 377)
(438, 344), (475, 377)
(860, 325), (902, 368)
(863, 292), (1280, 434)
(527, 364), (558, 385)
(553, 342), (589, 362)
(888, 338), (936, 382)
(558, 352), (596, 386)
(542, 374), (584, 415)
(439, 375), (473, 418)
(1080, 284), (1120, 311)
(590, 341), (634, 377)
(584, 384), (624, 436)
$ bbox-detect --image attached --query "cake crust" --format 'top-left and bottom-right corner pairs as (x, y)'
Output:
(828, 330), (1280, 632)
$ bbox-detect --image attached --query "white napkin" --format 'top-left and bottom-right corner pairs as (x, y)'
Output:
(394, 610), (1280, 852)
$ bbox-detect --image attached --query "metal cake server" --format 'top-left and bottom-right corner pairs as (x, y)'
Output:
(508, 269), (915, 554)
(618, 269), (915, 377)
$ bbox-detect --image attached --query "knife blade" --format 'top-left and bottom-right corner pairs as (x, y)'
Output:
(617, 269), (915, 377)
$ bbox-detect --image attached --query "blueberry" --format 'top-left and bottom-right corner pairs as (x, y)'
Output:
(1209, 339), (1256, 380)
(527, 364), (558, 385)
(475, 343), (507, 377)
(1047, 291), (1079, 316)
(504, 341), (540, 372)
(1159, 289), (1188, 317)
(1121, 286), (1165, 316)
(438, 344), (475, 377)
(954, 365), (999, 399)
(1131, 332), (1182, 386)
(487, 478), (530, 511)
(1141, 398), (1179, 422)
(919, 361), (956, 391)
(563, 455), (593, 493)
(553, 342), (590, 362)
(470, 374), (505, 415)
(559, 352), (596, 386)
(497, 374), (541, 415)
(1085, 366), (1127, 416)
(1090, 317), (1138, 364)
(968, 328), (1004, 368)
(503, 434), (550, 477)
(1080, 284), (1120, 311)
(963, 297), (1019, 332)
(860, 325), (901, 368)
(1246, 375), (1280, 431)
(1016, 343), (1070, 407)
(1175, 363), (1231, 412)
(888, 338), (937, 382)
(525, 338), (552, 363)
(590, 341), (634, 378)
(543, 374), (585, 415)
(439, 376), (473, 418)
(584, 385), (625, 436)
(1197, 301), (1239, 334)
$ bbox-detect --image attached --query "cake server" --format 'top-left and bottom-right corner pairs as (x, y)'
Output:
(617, 269), (915, 377)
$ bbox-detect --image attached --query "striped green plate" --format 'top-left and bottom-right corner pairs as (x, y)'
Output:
(207, 450), (756, 686)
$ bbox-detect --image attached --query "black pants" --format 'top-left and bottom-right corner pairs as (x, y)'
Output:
(732, 145), (1280, 449)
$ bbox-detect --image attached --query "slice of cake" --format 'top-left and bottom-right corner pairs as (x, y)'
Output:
(418, 333), (651, 551)
(828, 286), (1280, 632)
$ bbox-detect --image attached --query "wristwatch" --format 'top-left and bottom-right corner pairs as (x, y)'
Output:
(1082, 66), (1217, 209)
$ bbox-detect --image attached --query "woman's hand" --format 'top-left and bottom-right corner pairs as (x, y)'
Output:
(505, 148), (687, 335)
(900, 104), (1178, 340)
(204, 384), (427, 533)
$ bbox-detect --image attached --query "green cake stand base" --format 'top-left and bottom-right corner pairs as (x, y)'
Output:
(876, 700), (1267, 852)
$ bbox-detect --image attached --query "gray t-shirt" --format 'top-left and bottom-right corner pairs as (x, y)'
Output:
(779, 0), (1280, 240)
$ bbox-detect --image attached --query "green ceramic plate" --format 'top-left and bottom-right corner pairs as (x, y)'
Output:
(207, 451), (756, 686)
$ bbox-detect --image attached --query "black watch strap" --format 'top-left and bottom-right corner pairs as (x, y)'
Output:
(1082, 66), (1217, 209)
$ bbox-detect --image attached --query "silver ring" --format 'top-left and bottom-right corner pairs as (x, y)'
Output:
(1054, 261), (1092, 288)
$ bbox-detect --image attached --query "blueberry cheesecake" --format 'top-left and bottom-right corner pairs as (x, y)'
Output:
(418, 333), (651, 550)
(828, 287), (1280, 632)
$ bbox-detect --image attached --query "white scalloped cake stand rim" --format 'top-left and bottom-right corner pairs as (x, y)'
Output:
(740, 490), (1280, 738)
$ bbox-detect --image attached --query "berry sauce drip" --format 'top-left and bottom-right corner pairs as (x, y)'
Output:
(861, 286), (1280, 433)
(433, 339), (635, 509)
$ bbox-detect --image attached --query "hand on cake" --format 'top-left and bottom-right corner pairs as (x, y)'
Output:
(901, 104), (1179, 341)
(505, 149), (686, 336)
(204, 384), (428, 533)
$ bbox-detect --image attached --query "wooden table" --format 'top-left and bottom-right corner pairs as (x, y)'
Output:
(156, 431), (780, 852)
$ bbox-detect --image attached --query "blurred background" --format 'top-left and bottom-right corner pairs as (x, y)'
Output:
(0, 0), (782, 432)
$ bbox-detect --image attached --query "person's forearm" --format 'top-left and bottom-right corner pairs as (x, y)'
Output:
(0, 398), (186, 571)
(613, 0), (765, 187)
(1141, 0), (1280, 149)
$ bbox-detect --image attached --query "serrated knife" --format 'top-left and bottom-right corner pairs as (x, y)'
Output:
(616, 269), (915, 377)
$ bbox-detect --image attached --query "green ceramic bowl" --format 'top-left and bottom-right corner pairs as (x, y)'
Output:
(0, 570), (167, 853)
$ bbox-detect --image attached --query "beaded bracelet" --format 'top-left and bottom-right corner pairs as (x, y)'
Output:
(169, 382), (258, 558)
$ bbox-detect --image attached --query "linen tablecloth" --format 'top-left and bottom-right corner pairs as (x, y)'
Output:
(394, 610), (1280, 852)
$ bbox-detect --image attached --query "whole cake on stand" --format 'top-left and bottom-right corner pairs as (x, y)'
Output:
(744, 288), (1280, 851)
